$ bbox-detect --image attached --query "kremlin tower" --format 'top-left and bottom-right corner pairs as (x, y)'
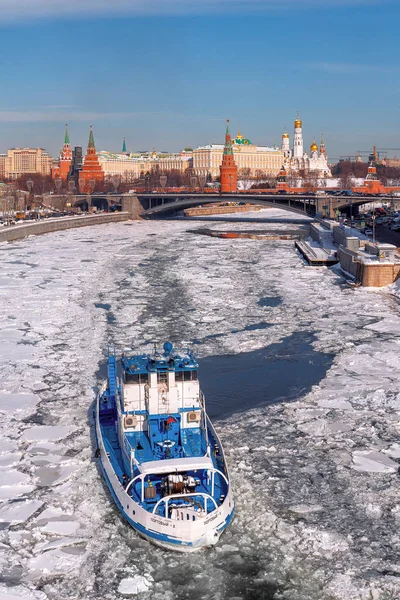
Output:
(276, 164), (289, 193)
(363, 161), (384, 195)
(293, 115), (303, 159)
(219, 120), (237, 193)
(52, 124), (72, 181)
(282, 129), (290, 159)
(79, 125), (104, 193)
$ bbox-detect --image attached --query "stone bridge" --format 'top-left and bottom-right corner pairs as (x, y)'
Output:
(136, 193), (385, 219)
(41, 192), (387, 220)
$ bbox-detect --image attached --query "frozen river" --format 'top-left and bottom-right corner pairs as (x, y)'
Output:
(1, 209), (400, 600)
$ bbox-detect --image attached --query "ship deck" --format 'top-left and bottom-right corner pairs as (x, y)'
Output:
(99, 416), (226, 514)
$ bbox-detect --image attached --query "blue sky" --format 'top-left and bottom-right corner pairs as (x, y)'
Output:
(0, 0), (399, 160)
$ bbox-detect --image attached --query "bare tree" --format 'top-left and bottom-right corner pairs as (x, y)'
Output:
(238, 167), (251, 190)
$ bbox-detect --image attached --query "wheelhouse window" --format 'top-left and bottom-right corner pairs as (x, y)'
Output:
(175, 371), (183, 382)
(125, 373), (148, 384)
(184, 370), (197, 381)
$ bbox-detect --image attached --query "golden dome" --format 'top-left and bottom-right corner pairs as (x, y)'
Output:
(282, 131), (289, 139)
(294, 118), (302, 128)
(310, 140), (318, 152)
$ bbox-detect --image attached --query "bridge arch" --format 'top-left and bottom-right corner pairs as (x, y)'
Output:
(140, 196), (315, 219)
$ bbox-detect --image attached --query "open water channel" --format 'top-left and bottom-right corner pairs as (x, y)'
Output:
(1, 209), (400, 600)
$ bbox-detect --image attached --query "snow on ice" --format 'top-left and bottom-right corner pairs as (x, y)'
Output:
(118, 575), (153, 596)
(0, 210), (400, 599)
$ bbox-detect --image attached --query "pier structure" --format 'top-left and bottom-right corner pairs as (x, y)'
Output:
(308, 220), (400, 287)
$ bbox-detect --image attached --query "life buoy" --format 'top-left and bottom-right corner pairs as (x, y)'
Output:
(157, 440), (175, 448)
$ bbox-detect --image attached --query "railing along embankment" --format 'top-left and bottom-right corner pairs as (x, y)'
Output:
(0, 213), (130, 243)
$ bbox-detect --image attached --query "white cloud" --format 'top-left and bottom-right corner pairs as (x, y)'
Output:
(0, 0), (384, 21)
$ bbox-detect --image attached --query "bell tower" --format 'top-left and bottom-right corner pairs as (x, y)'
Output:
(293, 115), (304, 159)
(282, 129), (290, 159)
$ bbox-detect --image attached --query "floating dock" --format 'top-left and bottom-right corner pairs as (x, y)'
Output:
(295, 240), (339, 266)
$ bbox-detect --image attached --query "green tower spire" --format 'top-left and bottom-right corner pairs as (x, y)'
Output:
(122, 137), (127, 153)
(88, 125), (95, 149)
(64, 124), (70, 145)
(223, 119), (233, 156)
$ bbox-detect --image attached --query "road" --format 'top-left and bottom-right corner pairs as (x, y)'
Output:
(350, 219), (400, 247)
(374, 224), (400, 246)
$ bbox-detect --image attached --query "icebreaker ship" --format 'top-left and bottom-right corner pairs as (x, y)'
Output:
(95, 342), (234, 551)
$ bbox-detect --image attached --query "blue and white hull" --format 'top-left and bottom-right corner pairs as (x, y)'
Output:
(95, 343), (234, 552)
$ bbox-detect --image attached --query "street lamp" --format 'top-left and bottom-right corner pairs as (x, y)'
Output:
(349, 197), (353, 230)
(372, 212), (376, 244)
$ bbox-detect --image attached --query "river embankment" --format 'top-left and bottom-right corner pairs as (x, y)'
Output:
(0, 212), (129, 243)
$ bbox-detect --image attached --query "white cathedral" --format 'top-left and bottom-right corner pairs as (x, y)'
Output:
(282, 117), (331, 177)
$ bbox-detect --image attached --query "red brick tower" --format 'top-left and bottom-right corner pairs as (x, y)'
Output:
(220, 120), (237, 193)
(52, 124), (72, 181)
(79, 125), (104, 193)
(364, 161), (384, 195)
(276, 165), (289, 192)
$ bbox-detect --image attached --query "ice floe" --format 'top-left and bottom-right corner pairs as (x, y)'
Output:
(0, 394), (39, 416)
(0, 500), (43, 524)
(20, 426), (76, 443)
(118, 575), (153, 596)
(352, 450), (399, 473)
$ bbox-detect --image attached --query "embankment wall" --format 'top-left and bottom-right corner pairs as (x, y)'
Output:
(0, 213), (130, 243)
(338, 246), (400, 286)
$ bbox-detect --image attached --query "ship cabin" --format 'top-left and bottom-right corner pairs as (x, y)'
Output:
(118, 342), (209, 470)
(99, 342), (229, 519)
